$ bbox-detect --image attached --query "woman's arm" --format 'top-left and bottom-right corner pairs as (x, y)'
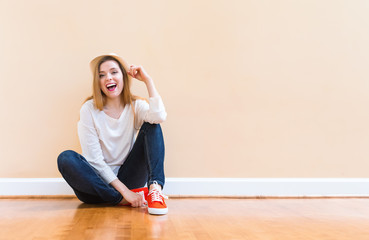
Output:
(128, 64), (167, 125)
(78, 104), (117, 184)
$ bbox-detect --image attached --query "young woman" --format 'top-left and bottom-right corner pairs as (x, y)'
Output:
(57, 53), (168, 215)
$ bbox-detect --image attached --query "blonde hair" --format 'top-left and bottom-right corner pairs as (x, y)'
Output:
(85, 56), (147, 129)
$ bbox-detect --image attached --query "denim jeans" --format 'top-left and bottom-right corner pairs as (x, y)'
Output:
(57, 122), (165, 205)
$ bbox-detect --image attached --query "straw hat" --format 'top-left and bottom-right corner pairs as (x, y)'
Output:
(89, 53), (131, 79)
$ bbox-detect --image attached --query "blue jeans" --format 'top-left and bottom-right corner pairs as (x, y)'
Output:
(57, 122), (165, 205)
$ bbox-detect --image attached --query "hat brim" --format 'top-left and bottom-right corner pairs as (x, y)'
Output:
(89, 53), (131, 79)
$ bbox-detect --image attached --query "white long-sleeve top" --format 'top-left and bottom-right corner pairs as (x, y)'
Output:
(77, 96), (167, 184)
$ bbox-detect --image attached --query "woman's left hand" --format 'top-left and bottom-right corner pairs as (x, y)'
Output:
(128, 65), (152, 83)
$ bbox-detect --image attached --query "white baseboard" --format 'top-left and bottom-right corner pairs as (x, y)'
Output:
(1, 178), (369, 197)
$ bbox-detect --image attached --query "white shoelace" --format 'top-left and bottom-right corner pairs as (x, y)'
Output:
(149, 189), (168, 203)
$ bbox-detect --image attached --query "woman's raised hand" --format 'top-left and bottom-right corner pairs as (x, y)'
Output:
(128, 65), (152, 83)
(127, 64), (159, 98)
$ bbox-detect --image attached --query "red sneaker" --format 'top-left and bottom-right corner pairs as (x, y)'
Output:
(147, 183), (168, 215)
(118, 187), (148, 206)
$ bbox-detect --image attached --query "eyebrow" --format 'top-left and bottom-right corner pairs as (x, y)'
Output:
(99, 67), (118, 73)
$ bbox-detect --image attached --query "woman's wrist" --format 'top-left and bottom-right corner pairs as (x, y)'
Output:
(120, 185), (129, 196)
(144, 77), (153, 85)
(145, 78), (159, 98)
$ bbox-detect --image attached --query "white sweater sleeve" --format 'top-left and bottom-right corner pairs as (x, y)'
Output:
(77, 104), (117, 184)
(135, 96), (167, 127)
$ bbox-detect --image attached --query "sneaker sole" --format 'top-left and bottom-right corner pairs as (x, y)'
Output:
(148, 207), (168, 215)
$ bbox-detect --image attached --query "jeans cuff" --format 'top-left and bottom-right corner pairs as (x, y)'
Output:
(148, 180), (165, 190)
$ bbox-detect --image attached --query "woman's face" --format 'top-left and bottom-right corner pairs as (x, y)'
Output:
(99, 60), (124, 100)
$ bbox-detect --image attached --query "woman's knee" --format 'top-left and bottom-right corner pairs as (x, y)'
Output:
(141, 122), (163, 135)
(57, 150), (79, 171)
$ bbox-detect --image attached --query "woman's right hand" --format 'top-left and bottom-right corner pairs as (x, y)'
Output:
(110, 179), (145, 208)
(122, 189), (145, 207)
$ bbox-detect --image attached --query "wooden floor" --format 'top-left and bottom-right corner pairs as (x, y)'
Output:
(1, 198), (369, 240)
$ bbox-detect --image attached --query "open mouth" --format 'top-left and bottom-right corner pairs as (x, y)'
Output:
(106, 83), (117, 92)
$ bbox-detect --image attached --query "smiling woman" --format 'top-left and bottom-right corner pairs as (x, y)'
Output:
(98, 60), (125, 107)
(57, 53), (168, 215)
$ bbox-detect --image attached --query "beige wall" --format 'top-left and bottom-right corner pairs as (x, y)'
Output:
(1, 0), (369, 178)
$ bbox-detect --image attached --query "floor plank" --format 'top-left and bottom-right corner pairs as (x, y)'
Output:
(1, 198), (369, 239)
